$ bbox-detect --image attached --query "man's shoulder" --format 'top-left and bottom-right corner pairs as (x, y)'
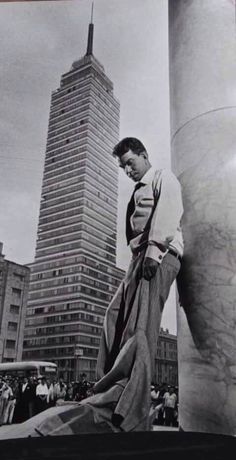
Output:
(153, 168), (181, 191)
(151, 168), (173, 184)
(154, 168), (178, 179)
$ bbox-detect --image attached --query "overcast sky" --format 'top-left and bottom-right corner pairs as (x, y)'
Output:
(0, 0), (177, 333)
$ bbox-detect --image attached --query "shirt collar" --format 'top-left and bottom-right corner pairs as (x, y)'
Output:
(139, 166), (155, 185)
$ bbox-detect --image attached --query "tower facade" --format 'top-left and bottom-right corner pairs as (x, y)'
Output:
(23, 22), (124, 381)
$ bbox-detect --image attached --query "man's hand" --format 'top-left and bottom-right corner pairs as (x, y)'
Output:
(142, 257), (159, 280)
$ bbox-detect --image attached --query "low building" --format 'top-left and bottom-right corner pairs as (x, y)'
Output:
(0, 243), (30, 362)
(154, 327), (178, 386)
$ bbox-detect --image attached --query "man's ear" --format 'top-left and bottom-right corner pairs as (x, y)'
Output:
(141, 150), (148, 160)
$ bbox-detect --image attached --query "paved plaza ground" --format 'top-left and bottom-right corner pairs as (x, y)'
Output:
(0, 422), (177, 439)
(0, 424), (235, 460)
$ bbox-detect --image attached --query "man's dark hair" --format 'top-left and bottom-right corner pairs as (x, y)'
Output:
(112, 137), (147, 158)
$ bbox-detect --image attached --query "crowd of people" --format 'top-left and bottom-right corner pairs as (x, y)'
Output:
(0, 373), (92, 426)
(1, 372), (178, 429)
(150, 383), (179, 428)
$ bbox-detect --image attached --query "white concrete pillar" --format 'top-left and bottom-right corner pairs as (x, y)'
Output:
(169, 0), (236, 434)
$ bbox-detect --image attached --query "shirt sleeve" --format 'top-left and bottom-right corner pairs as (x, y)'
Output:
(145, 169), (183, 263)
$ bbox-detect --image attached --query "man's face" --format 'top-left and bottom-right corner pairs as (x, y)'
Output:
(119, 150), (150, 182)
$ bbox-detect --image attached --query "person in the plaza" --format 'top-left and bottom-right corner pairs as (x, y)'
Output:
(36, 376), (49, 413)
(149, 383), (160, 425)
(93, 137), (183, 430)
(46, 377), (55, 408)
(14, 376), (33, 423)
(163, 386), (178, 426)
(77, 373), (90, 402)
(53, 378), (67, 405)
(1, 378), (16, 425)
(0, 378), (13, 425)
(27, 376), (37, 418)
(11, 378), (21, 423)
(3, 137), (183, 436)
(154, 382), (169, 425)
(65, 382), (74, 402)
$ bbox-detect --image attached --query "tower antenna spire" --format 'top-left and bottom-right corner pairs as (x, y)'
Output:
(86, 2), (94, 56)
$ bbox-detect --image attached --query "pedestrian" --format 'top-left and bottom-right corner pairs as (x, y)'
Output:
(14, 376), (33, 423)
(36, 377), (49, 413)
(77, 374), (89, 402)
(6, 379), (18, 424)
(0, 379), (13, 425)
(150, 383), (160, 425)
(11, 378), (21, 423)
(163, 386), (177, 426)
(53, 378), (66, 405)
(94, 137), (184, 430)
(46, 378), (55, 408)
(27, 376), (37, 418)
(65, 382), (74, 402)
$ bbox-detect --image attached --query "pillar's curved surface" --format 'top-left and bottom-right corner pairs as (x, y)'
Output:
(169, 0), (236, 434)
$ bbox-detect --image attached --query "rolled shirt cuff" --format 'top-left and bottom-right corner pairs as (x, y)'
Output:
(145, 243), (168, 264)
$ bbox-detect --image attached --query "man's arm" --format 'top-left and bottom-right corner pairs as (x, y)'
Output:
(143, 169), (183, 280)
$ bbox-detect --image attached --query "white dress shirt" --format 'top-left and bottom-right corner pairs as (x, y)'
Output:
(22, 382), (28, 393)
(164, 391), (177, 408)
(36, 383), (49, 396)
(129, 167), (184, 263)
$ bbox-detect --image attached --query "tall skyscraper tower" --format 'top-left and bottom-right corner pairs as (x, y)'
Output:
(23, 16), (124, 381)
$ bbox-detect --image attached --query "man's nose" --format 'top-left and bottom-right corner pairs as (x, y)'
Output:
(124, 164), (132, 175)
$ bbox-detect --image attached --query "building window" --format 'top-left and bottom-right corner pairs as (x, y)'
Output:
(12, 287), (22, 297)
(13, 272), (24, 281)
(6, 339), (16, 349)
(8, 321), (18, 331)
(53, 269), (62, 277)
(10, 304), (20, 314)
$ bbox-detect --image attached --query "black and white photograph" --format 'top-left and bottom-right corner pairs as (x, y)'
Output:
(0, 0), (236, 458)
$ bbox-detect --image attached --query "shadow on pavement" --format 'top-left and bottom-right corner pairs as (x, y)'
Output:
(0, 431), (236, 459)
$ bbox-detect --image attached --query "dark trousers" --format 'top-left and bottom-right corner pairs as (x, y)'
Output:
(164, 407), (175, 426)
(36, 396), (48, 414)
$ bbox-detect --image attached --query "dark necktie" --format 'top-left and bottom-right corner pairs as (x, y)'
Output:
(126, 182), (144, 244)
